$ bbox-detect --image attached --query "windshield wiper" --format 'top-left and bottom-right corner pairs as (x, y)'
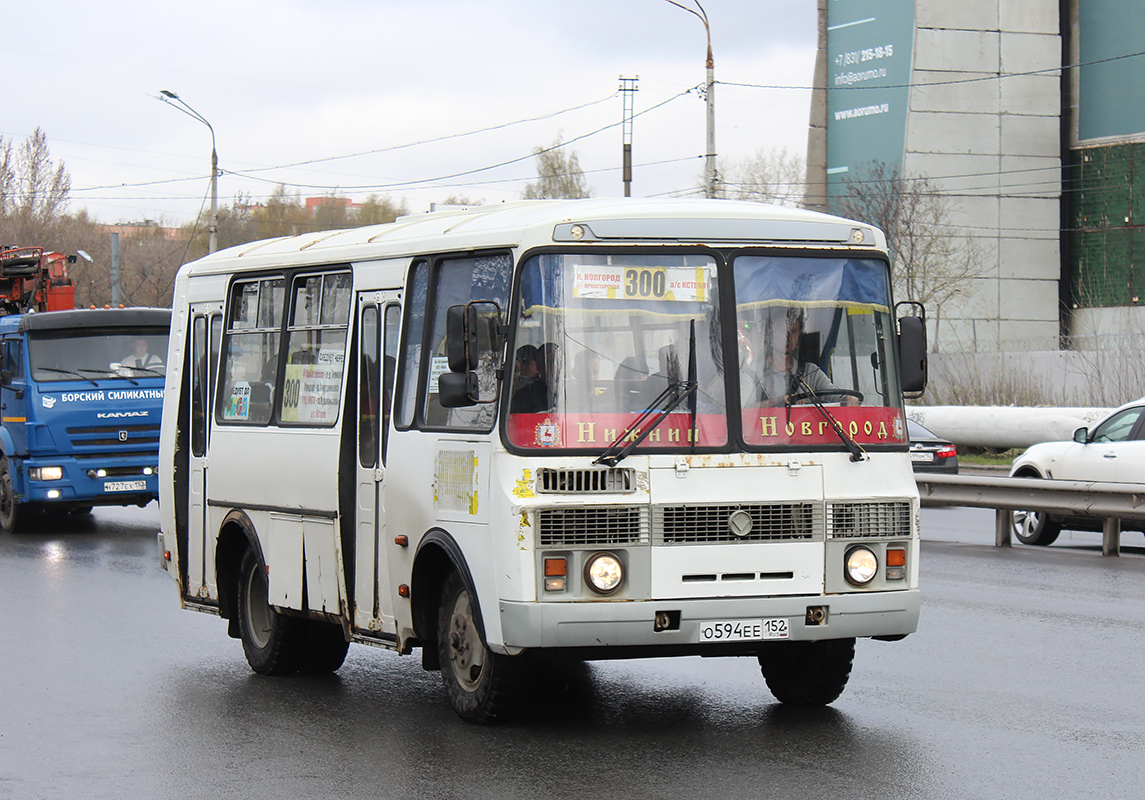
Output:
(595, 321), (698, 467)
(36, 367), (100, 387)
(77, 368), (139, 385)
(786, 375), (868, 463)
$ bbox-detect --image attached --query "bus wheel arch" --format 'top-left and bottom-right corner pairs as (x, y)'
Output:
(216, 510), (263, 639)
(411, 530), (485, 671)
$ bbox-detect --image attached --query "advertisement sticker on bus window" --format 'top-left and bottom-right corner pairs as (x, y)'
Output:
(280, 361), (343, 423)
(428, 356), (450, 390)
(572, 265), (708, 302)
(225, 381), (251, 420)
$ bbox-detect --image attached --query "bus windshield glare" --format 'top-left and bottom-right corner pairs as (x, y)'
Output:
(506, 252), (906, 452)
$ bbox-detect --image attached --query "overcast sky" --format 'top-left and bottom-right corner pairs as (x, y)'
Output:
(5, 0), (817, 225)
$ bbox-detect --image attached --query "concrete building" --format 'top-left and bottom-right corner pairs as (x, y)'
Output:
(805, 0), (1145, 365)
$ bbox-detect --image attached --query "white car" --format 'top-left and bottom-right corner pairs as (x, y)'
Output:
(1009, 397), (1145, 545)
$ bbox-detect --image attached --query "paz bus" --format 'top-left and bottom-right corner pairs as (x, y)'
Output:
(158, 198), (928, 723)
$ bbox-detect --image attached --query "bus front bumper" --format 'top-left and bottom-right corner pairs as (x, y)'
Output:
(498, 589), (919, 652)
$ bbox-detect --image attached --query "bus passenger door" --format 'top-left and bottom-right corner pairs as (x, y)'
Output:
(354, 296), (401, 633)
(187, 306), (222, 600)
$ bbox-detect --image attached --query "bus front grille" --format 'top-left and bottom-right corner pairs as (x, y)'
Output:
(535, 467), (636, 494)
(826, 501), (912, 539)
(654, 503), (821, 544)
(537, 506), (649, 546)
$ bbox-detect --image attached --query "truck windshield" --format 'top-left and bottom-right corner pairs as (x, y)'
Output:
(505, 252), (906, 453)
(28, 329), (170, 382)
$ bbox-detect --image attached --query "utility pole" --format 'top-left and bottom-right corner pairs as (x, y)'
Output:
(665, 1), (717, 197)
(620, 76), (639, 197)
(157, 90), (219, 253)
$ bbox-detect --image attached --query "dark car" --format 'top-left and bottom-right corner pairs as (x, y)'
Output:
(907, 419), (958, 474)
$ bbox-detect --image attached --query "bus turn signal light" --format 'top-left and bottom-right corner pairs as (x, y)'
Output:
(544, 557), (567, 592)
(886, 548), (906, 580)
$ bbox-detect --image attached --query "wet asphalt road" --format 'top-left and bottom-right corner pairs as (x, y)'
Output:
(2, 504), (1144, 800)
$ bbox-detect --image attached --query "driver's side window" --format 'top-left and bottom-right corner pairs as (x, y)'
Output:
(1091, 408), (1143, 443)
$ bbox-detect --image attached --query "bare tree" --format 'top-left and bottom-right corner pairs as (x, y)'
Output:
(718, 147), (806, 207)
(354, 194), (407, 226)
(522, 136), (591, 199)
(832, 163), (985, 351)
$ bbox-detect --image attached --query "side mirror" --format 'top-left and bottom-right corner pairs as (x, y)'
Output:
(439, 300), (503, 408)
(1073, 427), (1088, 444)
(0, 369), (11, 387)
(446, 304), (478, 372)
(895, 304), (927, 397)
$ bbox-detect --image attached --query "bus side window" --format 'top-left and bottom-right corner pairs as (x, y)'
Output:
(382, 304), (400, 461)
(358, 305), (379, 469)
(395, 261), (428, 430)
(219, 277), (285, 426)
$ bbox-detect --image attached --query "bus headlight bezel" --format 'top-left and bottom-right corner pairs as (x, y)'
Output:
(583, 551), (624, 595)
(844, 545), (879, 586)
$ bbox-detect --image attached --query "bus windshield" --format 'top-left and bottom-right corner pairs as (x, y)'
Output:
(505, 252), (906, 452)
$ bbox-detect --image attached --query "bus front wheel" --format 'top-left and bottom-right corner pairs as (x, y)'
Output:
(757, 638), (855, 706)
(236, 549), (305, 675)
(436, 571), (517, 723)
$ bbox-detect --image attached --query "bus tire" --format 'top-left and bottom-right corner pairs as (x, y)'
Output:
(298, 620), (350, 675)
(757, 638), (855, 707)
(0, 455), (23, 534)
(236, 548), (304, 675)
(436, 570), (517, 723)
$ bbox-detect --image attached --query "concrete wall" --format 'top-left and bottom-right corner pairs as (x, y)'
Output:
(906, 2), (1062, 353)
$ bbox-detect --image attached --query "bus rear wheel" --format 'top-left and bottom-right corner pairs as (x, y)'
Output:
(436, 571), (518, 723)
(236, 549), (305, 675)
(757, 638), (855, 706)
(298, 620), (350, 675)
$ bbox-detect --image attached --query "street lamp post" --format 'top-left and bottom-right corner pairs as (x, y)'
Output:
(158, 90), (218, 253)
(665, 0), (717, 198)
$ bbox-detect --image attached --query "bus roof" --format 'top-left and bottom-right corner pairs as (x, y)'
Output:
(177, 198), (886, 277)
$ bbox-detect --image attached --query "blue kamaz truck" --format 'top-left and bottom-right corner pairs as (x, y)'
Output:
(0, 307), (171, 532)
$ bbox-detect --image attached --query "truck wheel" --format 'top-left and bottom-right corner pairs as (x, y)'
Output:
(236, 549), (304, 675)
(0, 456), (23, 534)
(298, 620), (350, 675)
(436, 571), (518, 723)
(1011, 508), (1061, 546)
(757, 638), (855, 706)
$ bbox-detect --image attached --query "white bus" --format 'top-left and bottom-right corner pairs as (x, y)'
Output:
(158, 198), (928, 723)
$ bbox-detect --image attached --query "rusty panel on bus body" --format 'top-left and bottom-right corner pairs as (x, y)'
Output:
(647, 459), (827, 599)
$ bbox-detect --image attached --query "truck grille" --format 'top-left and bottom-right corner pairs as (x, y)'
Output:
(826, 501), (912, 539)
(654, 503), (821, 544)
(537, 506), (649, 546)
(66, 423), (160, 449)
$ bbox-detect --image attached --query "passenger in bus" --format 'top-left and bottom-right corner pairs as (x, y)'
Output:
(510, 344), (546, 413)
(612, 356), (649, 411)
(748, 309), (857, 407)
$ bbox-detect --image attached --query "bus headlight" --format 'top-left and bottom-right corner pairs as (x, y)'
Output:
(584, 552), (624, 595)
(29, 466), (64, 481)
(844, 546), (878, 586)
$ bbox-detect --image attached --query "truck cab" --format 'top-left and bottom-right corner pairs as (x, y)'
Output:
(0, 307), (170, 532)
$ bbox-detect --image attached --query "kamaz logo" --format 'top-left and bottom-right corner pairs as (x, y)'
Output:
(97, 411), (149, 419)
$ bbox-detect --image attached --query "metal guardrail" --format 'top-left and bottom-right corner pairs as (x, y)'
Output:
(915, 473), (1145, 557)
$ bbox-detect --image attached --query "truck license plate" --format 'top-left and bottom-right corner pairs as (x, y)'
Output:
(104, 480), (147, 492)
(699, 618), (789, 642)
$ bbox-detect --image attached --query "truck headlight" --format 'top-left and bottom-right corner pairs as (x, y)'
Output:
(584, 552), (624, 595)
(29, 466), (63, 481)
(844, 545), (878, 586)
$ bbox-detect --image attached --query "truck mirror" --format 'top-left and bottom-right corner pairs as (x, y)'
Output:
(0, 369), (11, 387)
